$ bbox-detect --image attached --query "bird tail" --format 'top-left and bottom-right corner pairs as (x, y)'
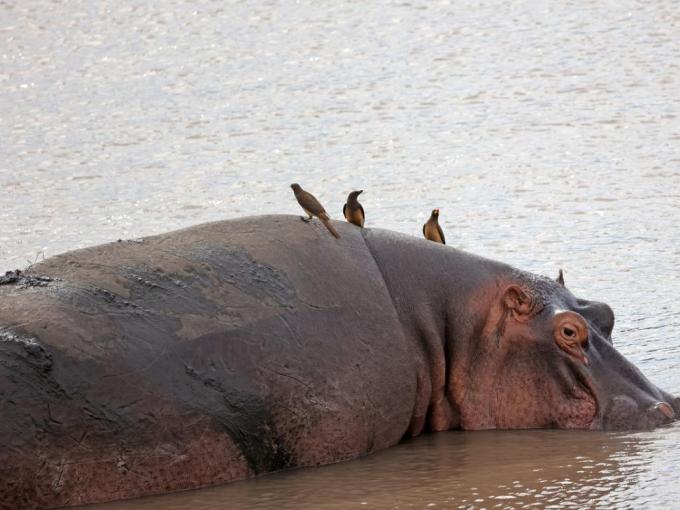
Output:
(318, 215), (340, 239)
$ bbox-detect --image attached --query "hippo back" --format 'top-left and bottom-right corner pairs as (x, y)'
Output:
(0, 215), (414, 509)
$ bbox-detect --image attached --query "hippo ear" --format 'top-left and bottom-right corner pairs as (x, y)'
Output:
(556, 269), (565, 287)
(502, 285), (536, 321)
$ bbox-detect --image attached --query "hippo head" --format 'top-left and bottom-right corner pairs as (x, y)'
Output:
(460, 270), (678, 431)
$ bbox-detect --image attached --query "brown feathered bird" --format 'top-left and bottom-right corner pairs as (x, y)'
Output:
(290, 183), (340, 239)
(343, 190), (365, 227)
(423, 208), (445, 244)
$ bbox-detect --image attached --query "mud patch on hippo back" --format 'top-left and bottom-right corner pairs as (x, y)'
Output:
(119, 265), (224, 316)
(179, 357), (295, 474)
(46, 264), (217, 320)
(0, 328), (54, 374)
(0, 269), (58, 288)
(0, 327), (72, 449)
(187, 247), (296, 308)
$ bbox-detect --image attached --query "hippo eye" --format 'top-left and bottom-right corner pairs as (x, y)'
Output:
(562, 326), (576, 338)
(553, 311), (590, 365)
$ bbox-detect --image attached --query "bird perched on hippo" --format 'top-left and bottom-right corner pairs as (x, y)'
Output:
(290, 183), (340, 238)
(343, 190), (365, 227)
(423, 208), (446, 244)
(0, 215), (676, 509)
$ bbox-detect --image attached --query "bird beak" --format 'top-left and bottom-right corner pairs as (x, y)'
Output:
(358, 190), (363, 194)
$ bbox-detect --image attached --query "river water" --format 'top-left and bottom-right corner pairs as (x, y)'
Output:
(1, 0), (679, 508)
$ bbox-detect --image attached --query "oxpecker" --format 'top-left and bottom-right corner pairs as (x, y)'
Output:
(423, 208), (445, 244)
(290, 183), (340, 239)
(343, 190), (365, 227)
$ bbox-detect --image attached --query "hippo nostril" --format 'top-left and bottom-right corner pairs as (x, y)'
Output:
(673, 398), (680, 414)
(653, 402), (675, 420)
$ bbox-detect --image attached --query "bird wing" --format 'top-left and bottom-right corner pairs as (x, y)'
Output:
(422, 223), (427, 238)
(298, 191), (326, 215)
(437, 223), (446, 245)
(358, 204), (365, 225)
(343, 203), (348, 220)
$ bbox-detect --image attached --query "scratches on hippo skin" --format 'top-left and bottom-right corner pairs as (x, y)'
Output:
(262, 366), (314, 392)
(50, 458), (69, 493)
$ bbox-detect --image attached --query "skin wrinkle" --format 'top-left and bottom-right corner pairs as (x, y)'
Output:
(456, 286), (504, 428)
(413, 307), (447, 429)
(360, 229), (426, 438)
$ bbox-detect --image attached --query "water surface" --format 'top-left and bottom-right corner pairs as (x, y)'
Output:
(92, 430), (678, 509)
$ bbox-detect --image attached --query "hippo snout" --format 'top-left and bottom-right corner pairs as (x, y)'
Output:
(603, 395), (677, 430)
(670, 396), (680, 416)
(651, 402), (674, 420)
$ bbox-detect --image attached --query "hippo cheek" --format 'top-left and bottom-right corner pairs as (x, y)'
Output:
(489, 359), (598, 430)
(554, 383), (598, 429)
(493, 387), (597, 430)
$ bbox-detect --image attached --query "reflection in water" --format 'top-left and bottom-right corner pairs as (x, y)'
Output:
(91, 427), (679, 509)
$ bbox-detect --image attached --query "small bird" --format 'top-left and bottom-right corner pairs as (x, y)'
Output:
(556, 269), (565, 287)
(423, 208), (445, 244)
(343, 190), (365, 227)
(290, 183), (340, 239)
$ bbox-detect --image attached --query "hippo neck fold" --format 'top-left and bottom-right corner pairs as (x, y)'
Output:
(362, 228), (516, 434)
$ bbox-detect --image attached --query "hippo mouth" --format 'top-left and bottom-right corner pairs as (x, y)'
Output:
(573, 362), (675, 430)
(561, 325), (678, 430)
(567, 362), (600, 429)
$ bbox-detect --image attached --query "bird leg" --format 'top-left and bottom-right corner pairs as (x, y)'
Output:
(300, 212), (313, 222)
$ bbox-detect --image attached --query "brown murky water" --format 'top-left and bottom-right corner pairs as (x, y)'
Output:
(2, 0), (679, 508)
(90, 430), (677, 509)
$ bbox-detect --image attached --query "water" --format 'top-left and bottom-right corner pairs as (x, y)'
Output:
(88, 430), (677, 509)
(1, 0), (679, 508)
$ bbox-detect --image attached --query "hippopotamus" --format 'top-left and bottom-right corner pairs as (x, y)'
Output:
(0, 215), (677, 509)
